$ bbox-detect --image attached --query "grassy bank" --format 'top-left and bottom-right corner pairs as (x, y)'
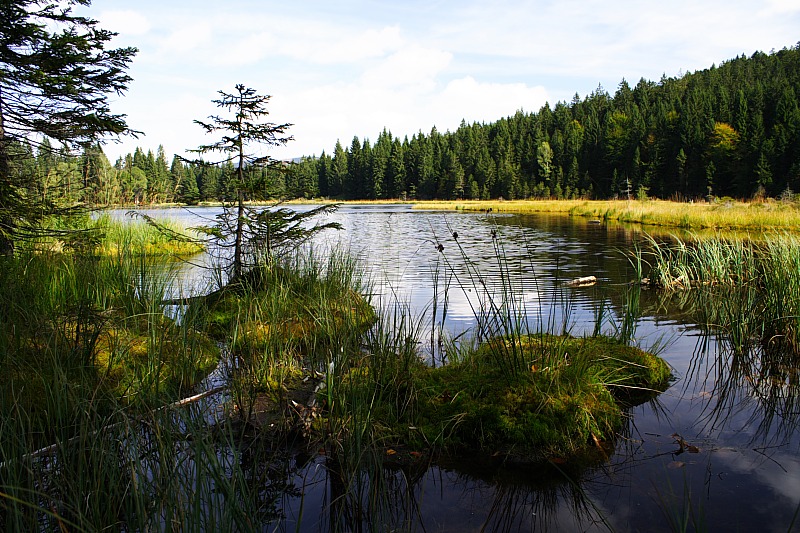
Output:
(92, 214), (205, 257)
(95, 197), (800, 232)
(634, 233), (800, 354)
(31, 213), (204, 257)
(413, 198), (800, 230)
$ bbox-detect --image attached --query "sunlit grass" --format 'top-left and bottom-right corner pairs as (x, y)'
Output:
(634, 232), (800, 354)
(28, 213), (205, 257)
(93, 214), (205, 257)
(416, 198), (800, 230)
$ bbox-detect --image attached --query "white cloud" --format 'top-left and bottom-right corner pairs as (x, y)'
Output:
(416, 0), (799, 86)
(98, 0), (800, 164)
(278, 25), (405, 64)
(98, 10), (151, 36)
(265, 72), (549, 159)
(210, 32), (276, 67)
(435, 77), (549, 125)
(158, 22), (214, 55)
(760, 0), (800, 14)
(360, 45), (452, 91)
(713, 447), (800, 510)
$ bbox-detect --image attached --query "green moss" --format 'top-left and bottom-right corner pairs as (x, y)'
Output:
(1, 312), (220, 453)
(389, 334), (670, 462)
(93, 316), (220, 403)
(204, 264), (376, 360)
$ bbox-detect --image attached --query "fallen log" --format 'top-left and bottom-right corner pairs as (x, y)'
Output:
(564, 275), (597, 287)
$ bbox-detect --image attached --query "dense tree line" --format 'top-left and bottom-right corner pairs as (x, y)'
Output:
(4, 141), (295, 205)
(302, 44), (800, 201)
(8, 44), (800, 206)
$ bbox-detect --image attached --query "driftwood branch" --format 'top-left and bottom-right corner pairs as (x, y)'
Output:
(0, 385), (229, 469)
(564, 275), (597, 287)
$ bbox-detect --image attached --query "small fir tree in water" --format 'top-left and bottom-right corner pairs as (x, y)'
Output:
(184, 84), (340, 279)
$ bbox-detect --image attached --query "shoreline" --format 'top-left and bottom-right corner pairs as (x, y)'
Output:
(107, 198), (800, 232)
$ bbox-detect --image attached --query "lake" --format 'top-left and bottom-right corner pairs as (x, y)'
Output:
(121, 204), (800, 531)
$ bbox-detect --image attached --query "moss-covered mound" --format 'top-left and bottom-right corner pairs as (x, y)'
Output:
(5, 312), (219, 411)
(203, 264), (376, 359)
(196, 260), (376, 425)
(2, 311), (219, 453)
(93, 314), (220, 403)
(389, 334), (670, 462)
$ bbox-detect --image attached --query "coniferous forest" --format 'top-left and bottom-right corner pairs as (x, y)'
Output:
(12, 44), (800, 205)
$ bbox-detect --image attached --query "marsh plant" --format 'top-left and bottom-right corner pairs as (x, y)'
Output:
(25, 212), (204, 257)
(0, 249), (233, 530)
(633, 232), (800, 447)
(0, 392), (301, 530)
(635, 233), (800, 354)
(92, 213), (206, 257)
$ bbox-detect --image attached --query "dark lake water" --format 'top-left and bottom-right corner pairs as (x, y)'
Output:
(119, 204), (800, 532)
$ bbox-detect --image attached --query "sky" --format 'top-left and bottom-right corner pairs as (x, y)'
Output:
(84, 0), (800, 164)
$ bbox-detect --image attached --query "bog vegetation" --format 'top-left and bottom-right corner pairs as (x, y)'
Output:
(421, 197), (800, 230)
(0, 210), (676, 529)
(634, 232), (800, 355)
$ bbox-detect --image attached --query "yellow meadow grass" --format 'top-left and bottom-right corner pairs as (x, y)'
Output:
(413, 199), (800, 231)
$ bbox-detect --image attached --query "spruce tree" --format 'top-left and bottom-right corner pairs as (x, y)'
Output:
(0, 0), (136, 253)
(187, 84), (338, 279)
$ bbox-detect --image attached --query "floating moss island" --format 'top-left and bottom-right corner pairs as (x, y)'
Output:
(415, 334), (670, 462)
(223, 318), (671, 464)
(202, 263), (376, 356)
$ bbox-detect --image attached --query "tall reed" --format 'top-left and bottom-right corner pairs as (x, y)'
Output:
(635, 233), (800, 354)
(0, 244), (231, 530)
(92, 213), (205, 257)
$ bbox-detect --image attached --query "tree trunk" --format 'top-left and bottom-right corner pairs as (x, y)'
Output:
(233, 188), (244, 279)
(0, 92), (16, 256)
(233, 118), (246, 279)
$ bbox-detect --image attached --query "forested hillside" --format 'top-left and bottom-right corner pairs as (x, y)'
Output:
(11, 44), (800, 204)
(305, 45), (800, 201)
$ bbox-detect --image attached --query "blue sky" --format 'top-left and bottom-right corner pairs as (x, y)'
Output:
(85, 0), (800, 163)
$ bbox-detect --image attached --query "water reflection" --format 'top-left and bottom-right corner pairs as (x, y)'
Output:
(654, 287), (800, 447)
(273, 451), (619, 532)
